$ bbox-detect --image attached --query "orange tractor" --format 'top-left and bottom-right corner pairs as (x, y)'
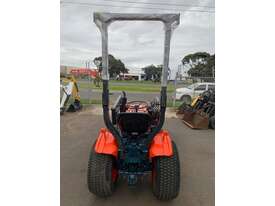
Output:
(87, 12), (181, 200)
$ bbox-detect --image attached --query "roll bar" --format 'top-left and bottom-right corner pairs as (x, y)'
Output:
(94, 12), (180, 85)
(93, 12), (180, 149)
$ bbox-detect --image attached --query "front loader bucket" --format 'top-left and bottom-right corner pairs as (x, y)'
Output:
(177, 102), (190, 115)
(182, 110), (209, 129)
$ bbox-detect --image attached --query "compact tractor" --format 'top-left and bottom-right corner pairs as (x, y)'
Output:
(87, 12), (181, 200)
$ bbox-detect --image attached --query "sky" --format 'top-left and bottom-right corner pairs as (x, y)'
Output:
(60, 0), (215, 77)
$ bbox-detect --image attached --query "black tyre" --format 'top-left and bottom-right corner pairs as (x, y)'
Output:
(152, 141), (180, 200)
(209, 116), (215, 129)
(180, 95), (191, 105)
(60, 108), (65, 115)
(87, 145), (117, 197)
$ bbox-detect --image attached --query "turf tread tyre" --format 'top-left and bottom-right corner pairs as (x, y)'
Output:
(152, 141), (180, 200)
(87, 146), (116, 197)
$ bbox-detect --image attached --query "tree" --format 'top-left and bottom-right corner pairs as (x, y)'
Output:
(93, 54), (128, 78)
(181, 52), (215, 77)
(141, 64), (163, 82)
(204, 54), (215, 77)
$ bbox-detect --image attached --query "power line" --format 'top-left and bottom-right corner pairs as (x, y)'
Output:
(60, 1), (215, 13)
(98, 0), (215, 9)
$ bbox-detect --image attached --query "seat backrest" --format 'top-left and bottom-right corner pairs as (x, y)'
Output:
(117, 112), (152, 134)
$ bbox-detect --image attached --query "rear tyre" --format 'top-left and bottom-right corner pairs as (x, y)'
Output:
(87, 145), (117, 197)
(152, 141), (180, 200)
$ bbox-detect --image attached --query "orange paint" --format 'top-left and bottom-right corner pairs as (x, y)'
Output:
(94, 128), (173, 159)
(94, 128), (118, 158)
(149, 130), (173, 158)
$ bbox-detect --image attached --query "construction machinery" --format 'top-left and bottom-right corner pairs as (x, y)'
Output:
(60, 75), (82, 115)
(178, 88), (215, 129)
(87, 12), (180, 200)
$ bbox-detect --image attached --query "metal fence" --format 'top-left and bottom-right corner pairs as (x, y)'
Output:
(60, 75), (215, 108)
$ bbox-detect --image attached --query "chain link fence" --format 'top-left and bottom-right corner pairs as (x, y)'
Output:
(60, 74), (215, 108)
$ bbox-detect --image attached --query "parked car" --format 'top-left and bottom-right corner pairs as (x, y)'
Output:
(175, 82), (215, 104)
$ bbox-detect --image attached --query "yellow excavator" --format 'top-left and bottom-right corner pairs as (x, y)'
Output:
(60, 75), (82, 115)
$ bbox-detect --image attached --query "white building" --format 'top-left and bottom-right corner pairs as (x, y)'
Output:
(118, 72), (145, 81)
(119, 67), (145, 81)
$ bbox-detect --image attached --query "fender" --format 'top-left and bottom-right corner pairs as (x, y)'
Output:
(149, 130), (173, 159)
(94, 128), (118, 158)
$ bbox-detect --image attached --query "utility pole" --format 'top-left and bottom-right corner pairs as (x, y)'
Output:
(86, 60), (93, 105)
(173, 64), (181, 107)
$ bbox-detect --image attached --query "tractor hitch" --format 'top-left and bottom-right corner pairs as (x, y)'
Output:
(128, 174), (138, 186)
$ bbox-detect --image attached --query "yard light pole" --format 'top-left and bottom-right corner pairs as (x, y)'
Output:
(173, 64), (181, 107)
(86, 59), (93, 105)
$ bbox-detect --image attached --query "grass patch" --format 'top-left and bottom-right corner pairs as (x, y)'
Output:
(167, 100), (182, 108)
(79, 98), (182, 108)
(78, 81), (175, 93)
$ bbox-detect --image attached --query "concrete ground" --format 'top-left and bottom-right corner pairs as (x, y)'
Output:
(61, 106), (215, 206)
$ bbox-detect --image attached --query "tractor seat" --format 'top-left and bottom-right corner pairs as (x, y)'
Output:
(117, 112), (152, 134)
